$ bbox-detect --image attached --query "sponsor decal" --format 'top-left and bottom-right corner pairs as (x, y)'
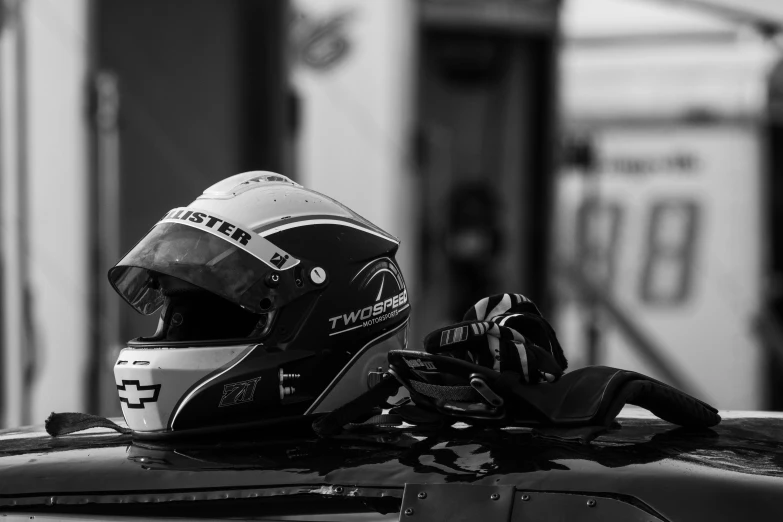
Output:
(270, 252), (290, 269)
(117, 380), (161, 409)
(219, 377), (262, 407)
(328, 259), (408, 336)
(159, 207), (299, 270)
(405, 358), (437, 370)
(440, 326), (468, 347)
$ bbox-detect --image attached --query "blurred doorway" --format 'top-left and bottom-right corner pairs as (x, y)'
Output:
(415, 1), (560, 340)
(91, 0), (289, 416)
(763, 58), (783, 409)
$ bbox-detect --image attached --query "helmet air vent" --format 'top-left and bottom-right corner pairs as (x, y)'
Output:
(200, 171), (301, 199)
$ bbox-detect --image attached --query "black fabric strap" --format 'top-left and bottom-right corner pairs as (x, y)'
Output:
(408, 380), (480, 402)
(45, 412), (132, 436)
(497, 366), (720, 429)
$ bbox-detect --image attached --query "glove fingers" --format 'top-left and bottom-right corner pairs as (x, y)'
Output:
(626, 380), (721, 428)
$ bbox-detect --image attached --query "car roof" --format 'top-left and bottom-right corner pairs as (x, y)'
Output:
(0, 408), (782, 520)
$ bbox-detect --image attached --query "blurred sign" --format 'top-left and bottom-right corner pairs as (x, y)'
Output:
(555, 124), (763, 410)
(420, 0), (559, 32)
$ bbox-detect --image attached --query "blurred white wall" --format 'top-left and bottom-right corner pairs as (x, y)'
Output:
(27, 0), (91, 425)
(1, 0), (90, 427)
(562, 0), (778, 121)
(291, 0), (417, 289)
(564, 0), (783, 37)
(556, 0), (781, 409)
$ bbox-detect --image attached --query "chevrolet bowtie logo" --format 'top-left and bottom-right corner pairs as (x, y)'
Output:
(117, 380), (161, 409)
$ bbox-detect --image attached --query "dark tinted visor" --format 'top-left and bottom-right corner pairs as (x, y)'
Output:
(109, 217), (299, 315)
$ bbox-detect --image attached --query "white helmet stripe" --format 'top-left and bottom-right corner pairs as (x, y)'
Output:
(259, 218), (399, 244)
(160, 207), (299, 271)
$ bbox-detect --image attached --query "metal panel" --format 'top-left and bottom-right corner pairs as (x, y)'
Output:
(511, 492), (666, 522)
(399, 483), (514, 522)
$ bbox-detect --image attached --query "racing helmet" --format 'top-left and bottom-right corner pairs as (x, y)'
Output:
(109, 172), (410, 437)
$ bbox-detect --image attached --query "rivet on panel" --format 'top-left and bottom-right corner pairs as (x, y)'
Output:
(334, 486), (344, 494)
(417, 492), (427, 499)
(587, 499), (596, 507)
(490, 493), (500, 500)
(521, 494), (530, 501)
(405, 508), (414, 516)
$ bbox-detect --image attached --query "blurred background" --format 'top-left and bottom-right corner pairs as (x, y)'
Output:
(1, 0), (782, 427)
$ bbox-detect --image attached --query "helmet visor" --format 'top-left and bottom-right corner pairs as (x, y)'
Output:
(109, 208), (302, 315)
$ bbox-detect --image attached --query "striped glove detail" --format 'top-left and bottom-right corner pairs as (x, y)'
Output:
(423, 293), (567, 384)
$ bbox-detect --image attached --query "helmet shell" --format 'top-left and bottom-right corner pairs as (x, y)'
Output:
(111, 172), (409, 435)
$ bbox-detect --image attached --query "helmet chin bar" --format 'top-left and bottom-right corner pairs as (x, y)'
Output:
(115, 344), (250, 432)
(115, 322), (409, 436)
(115, 343), (316, 434)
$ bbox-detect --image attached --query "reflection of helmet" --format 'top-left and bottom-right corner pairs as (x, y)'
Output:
(109, 172), (409, 437)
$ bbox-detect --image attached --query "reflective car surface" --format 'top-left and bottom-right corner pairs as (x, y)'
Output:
(0, 408), (782, 521)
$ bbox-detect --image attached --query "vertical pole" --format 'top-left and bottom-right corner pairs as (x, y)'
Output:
(15, 0), (32, 426)
(89, 71), (121, 415)
(239, 0), (288, 173)
(0, 0), (7, 427)
(0, 0), (29, 428)
(526, 32), (560, 315)
(578, 136), (603, 366)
